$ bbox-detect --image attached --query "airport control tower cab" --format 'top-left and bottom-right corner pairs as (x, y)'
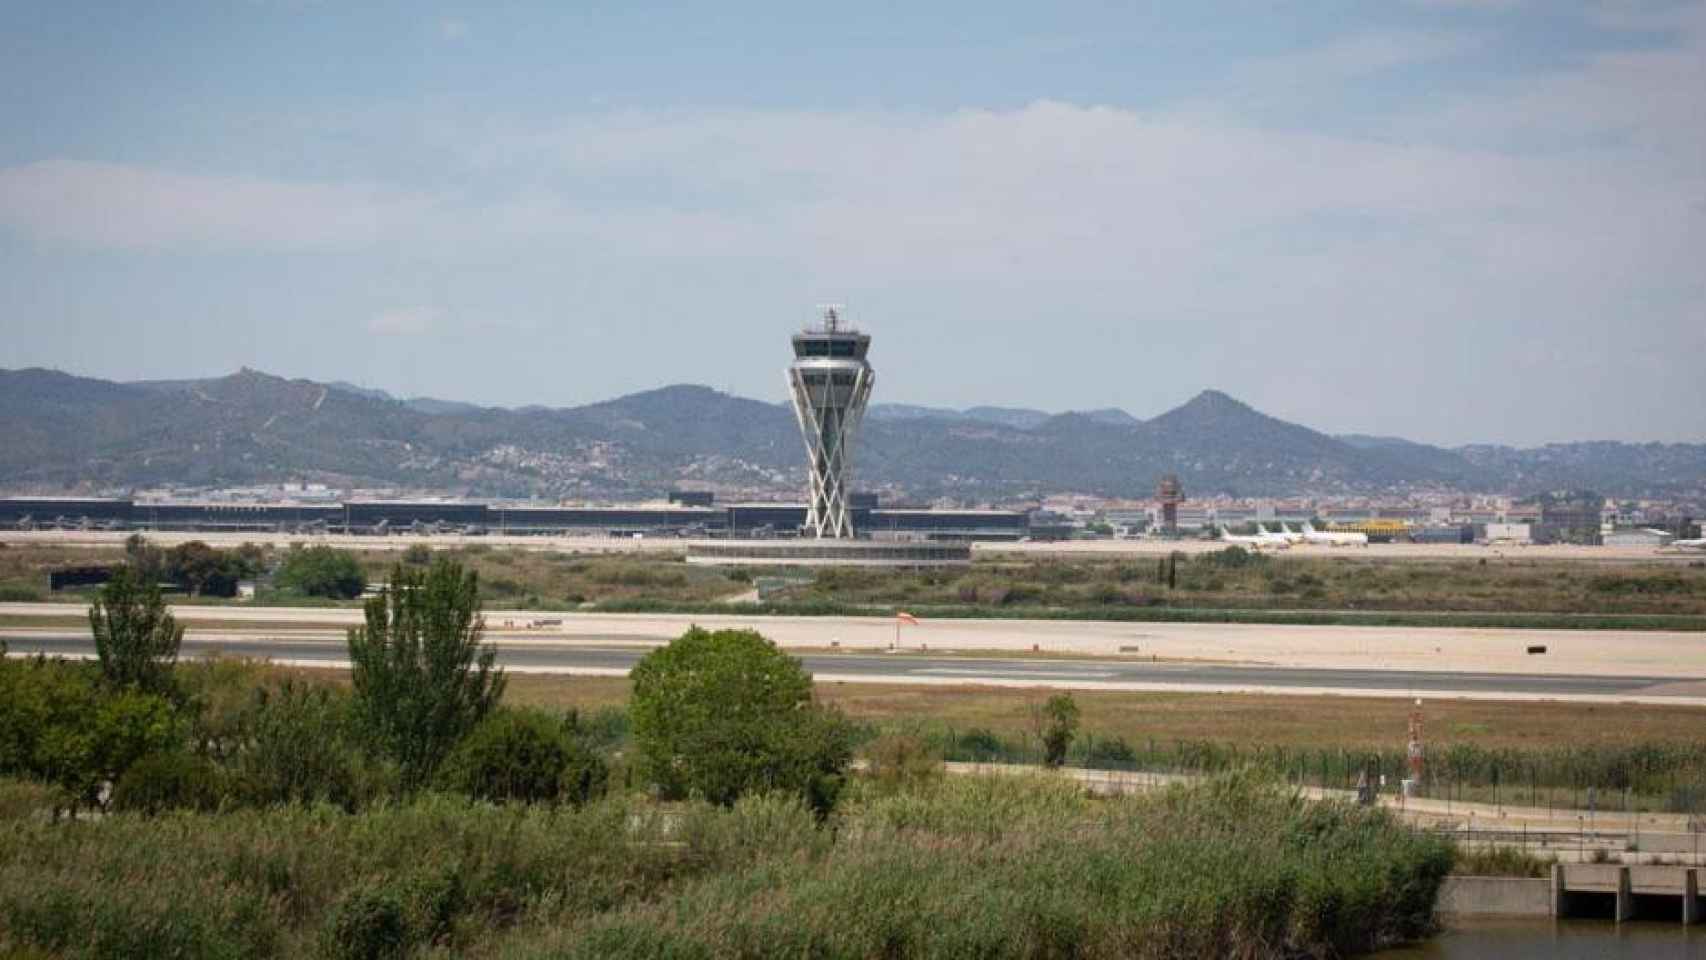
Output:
(787, 306), (874, 538)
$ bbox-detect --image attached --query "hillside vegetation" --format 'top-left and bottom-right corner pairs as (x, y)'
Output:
(5, 366), (1704, 498)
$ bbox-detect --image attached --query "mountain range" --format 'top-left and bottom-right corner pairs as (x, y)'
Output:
(1, 367), (1701, 502)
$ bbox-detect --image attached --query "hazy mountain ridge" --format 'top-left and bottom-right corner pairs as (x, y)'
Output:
(868, 403), (1139, 430)
(2, 368), (1701, 500)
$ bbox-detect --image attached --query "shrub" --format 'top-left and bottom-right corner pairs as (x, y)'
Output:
(177, 655), (279, 760)
(1082, 735), (1139, 769)
(402, 544), (433, 566)
(950, 727), (1010, 762)
(323, 871), (468, 959)
(86, 692), (188, 799)
(630, 627), (853, 815)
(437, 708), (608, 806)
(325, 887), (409, 960)
(863, 733), (944, 793)
(570, 706), (630, 751)
(276, 545), (366, 599)
(348, 560), (505, 789)
(226, 679), (394, 811)
(1035, 693), (1080, 768)
(110, 751), (222, 814)
(0, 584), (40, 602)
(1210, 545), (1264, 568)
(88, 566), (183, 695)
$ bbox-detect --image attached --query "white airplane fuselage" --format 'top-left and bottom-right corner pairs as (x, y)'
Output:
(1222, 525), (1288, 549)
(1301, 522), (1370, 547)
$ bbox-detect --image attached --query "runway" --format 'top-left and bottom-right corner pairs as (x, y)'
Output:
(10, 631), (1705, 705)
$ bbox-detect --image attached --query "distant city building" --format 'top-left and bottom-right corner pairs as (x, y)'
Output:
(1537, 490), (1605, 545)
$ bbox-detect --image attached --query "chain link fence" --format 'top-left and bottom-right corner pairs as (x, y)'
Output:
(933, 728), (1706, 819)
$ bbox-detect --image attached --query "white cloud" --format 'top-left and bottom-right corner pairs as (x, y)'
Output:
(368, 307), (438, 336)
(0, 160), (429, 253)
(4, 4), (1702, 441)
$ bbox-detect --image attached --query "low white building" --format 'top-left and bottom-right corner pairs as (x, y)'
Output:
(1602, 528), (1673, 548)
(1485, 522), (1532, 544)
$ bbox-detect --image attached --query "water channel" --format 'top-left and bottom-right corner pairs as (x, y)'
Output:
(1382, 918), (1705, 958)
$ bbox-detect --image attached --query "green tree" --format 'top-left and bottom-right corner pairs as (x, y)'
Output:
(277, 545), (367, 599)
(0, 659), (182, 817)
(347, 560), (505, 788)
(228, 679), (394, 811)
(89, 566), (183, 695)
(630, 626), (854, 814)
(1034, 692), (1081, 768)
(124, 532), (167, 583)
(165, 541), (248, 597)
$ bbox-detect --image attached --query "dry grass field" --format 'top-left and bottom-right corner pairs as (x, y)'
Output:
(489, 672), (1706, 753)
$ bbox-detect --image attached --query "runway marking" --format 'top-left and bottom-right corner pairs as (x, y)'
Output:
(914, 667), (1120, 680)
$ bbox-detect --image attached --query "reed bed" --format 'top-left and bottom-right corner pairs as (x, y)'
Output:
(0, 772), (1451, 959)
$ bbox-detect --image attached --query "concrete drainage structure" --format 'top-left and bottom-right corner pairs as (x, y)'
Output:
(1439, 865), (1702, 924)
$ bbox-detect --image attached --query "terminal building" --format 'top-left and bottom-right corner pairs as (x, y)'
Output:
(0, 496), (1028, 542)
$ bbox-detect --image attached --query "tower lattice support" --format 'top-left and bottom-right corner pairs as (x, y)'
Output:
(787, 363), (872, 538)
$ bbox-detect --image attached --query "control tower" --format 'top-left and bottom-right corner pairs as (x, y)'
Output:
(1157, 474), (1185, 536)
(787, 306), (873, 538)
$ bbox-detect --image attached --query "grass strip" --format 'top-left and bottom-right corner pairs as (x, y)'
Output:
(590, 597), (1706, 631)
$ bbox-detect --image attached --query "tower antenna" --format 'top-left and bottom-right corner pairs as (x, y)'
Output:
(814, 302), (846, 333)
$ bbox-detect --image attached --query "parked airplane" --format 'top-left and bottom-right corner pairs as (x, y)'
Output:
(1670, 532), (1706, 551)
(1300, 521), (1370, 547)
(1219, 525), (1288, 550)
(1263, 523), (1305, 545)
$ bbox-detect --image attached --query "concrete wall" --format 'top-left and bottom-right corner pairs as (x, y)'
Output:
(1437, 876), (1553, 917)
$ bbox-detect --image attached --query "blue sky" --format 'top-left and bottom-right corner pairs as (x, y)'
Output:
(2, 0), (1702, 445)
